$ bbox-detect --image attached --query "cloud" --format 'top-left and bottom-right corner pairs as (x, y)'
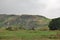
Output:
(0, 0), (47, 13)
(44, 0), (60, 18)
(0, 0), (60, 18)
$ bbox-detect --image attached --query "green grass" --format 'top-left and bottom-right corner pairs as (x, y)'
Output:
(0, 29), (60, 40)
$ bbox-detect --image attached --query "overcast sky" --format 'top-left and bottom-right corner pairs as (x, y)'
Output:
(0, 0), (60, 18)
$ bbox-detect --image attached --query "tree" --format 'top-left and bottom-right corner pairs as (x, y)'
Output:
(48, 17), (60, 30)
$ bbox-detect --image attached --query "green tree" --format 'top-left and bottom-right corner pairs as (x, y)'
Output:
(48, 17), (60, 30)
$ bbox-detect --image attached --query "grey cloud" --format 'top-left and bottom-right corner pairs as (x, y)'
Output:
(0, 0), (60, 18)
(0, 0), (46, 13)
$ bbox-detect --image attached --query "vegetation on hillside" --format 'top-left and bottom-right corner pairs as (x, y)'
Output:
(0, 14), (60, 40)
(0, 14), (50, 30)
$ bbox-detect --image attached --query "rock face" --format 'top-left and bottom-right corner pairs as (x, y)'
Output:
(0, 14), (50, 30)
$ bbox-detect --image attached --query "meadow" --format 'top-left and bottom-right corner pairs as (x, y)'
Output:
(0, 28), (60, 40)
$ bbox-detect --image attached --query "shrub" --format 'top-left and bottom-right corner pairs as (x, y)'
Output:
(6, 27), (12, 31)
(38, 27), (49, 31)
(6, 26), (19, 31)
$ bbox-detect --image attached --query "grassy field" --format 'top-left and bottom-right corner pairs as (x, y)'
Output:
(0, 29), (60, 40)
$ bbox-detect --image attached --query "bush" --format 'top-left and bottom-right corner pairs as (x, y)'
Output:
(37, 27), (49, 31)
(48, 17), (60, 30)
(6, 26), (19, 31)
(6, 27), (12, 31)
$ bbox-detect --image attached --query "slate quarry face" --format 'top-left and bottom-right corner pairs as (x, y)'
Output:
(0, 14), (49, 30)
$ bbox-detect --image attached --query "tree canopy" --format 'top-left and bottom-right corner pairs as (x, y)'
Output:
(48, 17), (60, 30)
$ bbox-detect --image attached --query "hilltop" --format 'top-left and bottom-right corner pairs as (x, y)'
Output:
(0, 14), (50, 30)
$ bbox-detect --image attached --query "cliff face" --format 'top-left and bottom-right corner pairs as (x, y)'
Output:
(0, 14), (50, 29)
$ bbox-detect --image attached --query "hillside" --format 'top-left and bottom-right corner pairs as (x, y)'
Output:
(0, 14), (50, 30)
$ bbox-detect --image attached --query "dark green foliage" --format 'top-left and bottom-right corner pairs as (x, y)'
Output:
(6, 27), (13, 31)
(48, 17), (60, 30)
(6, 27), (19, 31)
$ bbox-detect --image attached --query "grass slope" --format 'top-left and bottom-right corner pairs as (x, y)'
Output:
(0, 29), (60, 40)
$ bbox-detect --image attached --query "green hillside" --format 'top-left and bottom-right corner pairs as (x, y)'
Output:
(0, 14), (50, 30)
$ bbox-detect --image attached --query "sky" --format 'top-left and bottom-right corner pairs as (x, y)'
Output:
(0, 0), (60, 18)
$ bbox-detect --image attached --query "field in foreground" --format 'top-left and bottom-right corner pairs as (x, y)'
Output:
(0, 29), (60, 40)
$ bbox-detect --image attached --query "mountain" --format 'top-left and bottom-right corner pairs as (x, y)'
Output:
(0, 14), (50, 30)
